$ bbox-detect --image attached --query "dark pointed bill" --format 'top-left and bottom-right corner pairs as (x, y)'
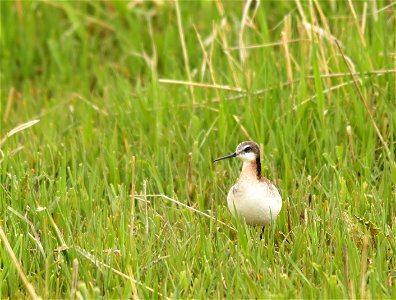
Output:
(213, 152), (236, 163)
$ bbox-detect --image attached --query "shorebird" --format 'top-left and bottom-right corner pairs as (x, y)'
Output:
(214, 141), (282, 237)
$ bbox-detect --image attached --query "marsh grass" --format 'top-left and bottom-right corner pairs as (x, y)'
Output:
(1, 1), (395, 298)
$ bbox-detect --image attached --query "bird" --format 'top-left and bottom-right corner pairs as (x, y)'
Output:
(214, 141), (282, 238)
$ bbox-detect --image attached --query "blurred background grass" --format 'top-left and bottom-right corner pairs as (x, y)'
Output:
(1, 1), (395, 298)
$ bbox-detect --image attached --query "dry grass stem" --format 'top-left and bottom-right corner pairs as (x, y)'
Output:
(128, 267), (140, 300)
(139, 194), (237, 232)
(335, 41), (393, 163)
(313, 0), (338, 58)
(218, 21), (242, 87)
(295, 0), (308, 25)
(188, 152), (193, 200)
(304, 208), (308, 227)
(303, 22), (342, 47)
(214, 0), (225, 17)
(0, 222), (41, 300)
(361, 2), (368, 35)
(4, 87), (17, 122)
(343, 246), (356, 299)
(259, 143), (264, 171)
(282, 14), (293, 88)
(283, 79), (355, 118)
(46, 209), (68, 250)
(283, 72), (388, 119)
(346, 125), (355, 164)
(130, 156), (136, 236)
(7, 206), (46, 258)
(174, 0), (196, 105)
(0, 119), (40, 147)
(360, 236), (369, 298)
(75, 94), (109, 116)
(76, 247), (170, 300)
(76, 291), (83, 300)
(227, 39), (308, 50)
(212, 80), (296, 102)
(348, 0), (367, 48)
(147, 17), (158, 70)
(309, 1), (331, 89)
(375, 2), (395, 14)
(143, 180), (149, 236)
(194, 25), (220, 99)
(209, 69), (395, 103)
(71, 259), (79, 299)
(133, 196), (150, 204)
(238, 0), (252, 64)
(287, 198), (292, 234)
(44, 258), (49, 300)
(306, 69), (396, 78)
(159, 78), (245, 92)
(233, 115), (253, 141)
(15, 0), (23, 23)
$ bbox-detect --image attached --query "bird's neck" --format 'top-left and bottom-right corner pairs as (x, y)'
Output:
(238, 157), (262, 182)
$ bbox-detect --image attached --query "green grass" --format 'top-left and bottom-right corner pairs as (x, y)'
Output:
(1, 1), (395, 298)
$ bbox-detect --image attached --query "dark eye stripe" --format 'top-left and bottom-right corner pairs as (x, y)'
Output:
(244, 146), (251, 152)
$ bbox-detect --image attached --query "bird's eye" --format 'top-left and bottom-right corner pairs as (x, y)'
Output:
(244, 146), (251, 152)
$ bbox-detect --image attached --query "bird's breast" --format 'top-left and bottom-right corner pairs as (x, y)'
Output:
(227, 181), (282, 225)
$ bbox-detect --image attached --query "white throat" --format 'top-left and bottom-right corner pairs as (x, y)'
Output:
(238, 152), (256, 163)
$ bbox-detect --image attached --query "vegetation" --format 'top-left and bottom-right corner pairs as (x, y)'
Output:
(1, 1), (395, 298)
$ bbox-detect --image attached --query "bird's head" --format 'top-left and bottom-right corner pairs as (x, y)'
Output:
(213, 141), (260, 163)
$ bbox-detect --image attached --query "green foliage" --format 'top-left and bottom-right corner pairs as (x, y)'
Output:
(1, 1), (395, 298)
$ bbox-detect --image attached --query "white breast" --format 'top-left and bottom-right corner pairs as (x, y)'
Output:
(227, 181), (282, 225)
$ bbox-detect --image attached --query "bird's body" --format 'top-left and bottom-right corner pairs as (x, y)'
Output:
(227, 159), (282, 225)
(214, 141), (282, 227)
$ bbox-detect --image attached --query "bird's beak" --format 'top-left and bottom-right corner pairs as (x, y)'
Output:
(213, 152), (236, 163)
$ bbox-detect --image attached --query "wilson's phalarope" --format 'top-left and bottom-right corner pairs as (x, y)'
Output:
(214, 141), (282, 236)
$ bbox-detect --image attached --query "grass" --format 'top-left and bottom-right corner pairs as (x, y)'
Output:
(1, 1), (395, 298)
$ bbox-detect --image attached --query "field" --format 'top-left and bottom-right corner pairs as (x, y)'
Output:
(1, 1), (395, 299)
